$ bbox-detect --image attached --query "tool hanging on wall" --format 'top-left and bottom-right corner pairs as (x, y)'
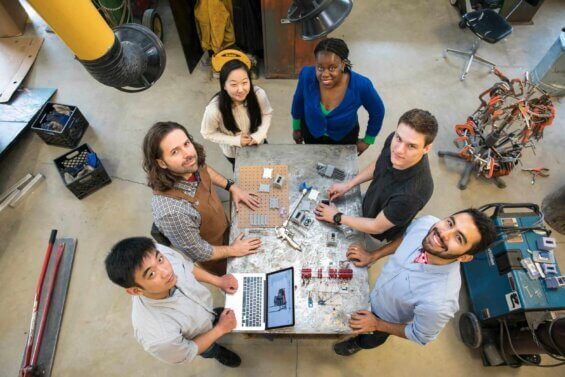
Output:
(438, 68), (555, 190)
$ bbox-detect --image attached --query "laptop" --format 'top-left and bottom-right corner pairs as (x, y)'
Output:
(224, 267), (295, 331)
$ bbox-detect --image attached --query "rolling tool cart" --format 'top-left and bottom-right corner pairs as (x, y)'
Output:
(460, 203), (565, 368)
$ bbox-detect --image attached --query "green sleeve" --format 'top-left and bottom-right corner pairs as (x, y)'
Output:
(362, 135), (376, 145)
(292, 118), (301, 131)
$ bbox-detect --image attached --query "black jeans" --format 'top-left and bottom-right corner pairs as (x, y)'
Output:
(200, 307), (224, 358)
(225, 140), (268, 171)
(300, 119), (359, 145)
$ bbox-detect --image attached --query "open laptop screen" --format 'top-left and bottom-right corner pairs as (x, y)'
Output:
(265, 267), (294, 329)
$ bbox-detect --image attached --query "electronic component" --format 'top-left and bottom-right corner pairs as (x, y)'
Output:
(249, 213), (268, 226)
(258, 183), (270, 193)
(520, 258), (540, 279)
(326, 232), (337, 247)
(273, 175), (284, 188)
(316, 163), (345, 181)
(290, 210), (306, 225)
(542, 263), (557, 275)
(302, 217), (313, 227)
(545, 275), (565, 289)
(537, 237), (556, 251)
(308, 189), (319, 201)
(269, 197), (279, 209)
(532, 250), (555, 264)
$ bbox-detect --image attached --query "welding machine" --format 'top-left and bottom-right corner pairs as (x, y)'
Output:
(459, 203), (565, 367)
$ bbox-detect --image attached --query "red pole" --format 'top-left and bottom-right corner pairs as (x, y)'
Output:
(30, 242), (65, 367)
(21, 230), (57, 375)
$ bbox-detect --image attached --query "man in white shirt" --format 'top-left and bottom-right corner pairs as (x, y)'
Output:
(105, 237), (242, 367)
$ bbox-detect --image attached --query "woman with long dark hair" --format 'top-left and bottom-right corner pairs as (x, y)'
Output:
(201, 59), (273, 168)
(291, 38), (385, 155)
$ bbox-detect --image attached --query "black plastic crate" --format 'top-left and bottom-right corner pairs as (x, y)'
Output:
(54, 144), (111, 199)
(31, 103), (89, 148)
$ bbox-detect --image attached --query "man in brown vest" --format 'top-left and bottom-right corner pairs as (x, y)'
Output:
(143, 121), (261, 275)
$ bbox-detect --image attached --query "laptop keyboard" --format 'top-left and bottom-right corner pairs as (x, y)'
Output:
(242, 276), (263, 327)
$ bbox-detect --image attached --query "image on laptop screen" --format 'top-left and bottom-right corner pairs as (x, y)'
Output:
(266, 267), (294, 329)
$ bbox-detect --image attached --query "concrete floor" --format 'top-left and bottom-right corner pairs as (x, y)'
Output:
(1, 0), (564, 376)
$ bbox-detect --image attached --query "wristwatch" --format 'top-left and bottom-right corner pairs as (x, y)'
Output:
(333, 212), (343, 226)
(225, 178), (235, 191)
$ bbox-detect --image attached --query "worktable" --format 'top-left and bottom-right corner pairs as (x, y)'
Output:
(228, 144), (371, 334)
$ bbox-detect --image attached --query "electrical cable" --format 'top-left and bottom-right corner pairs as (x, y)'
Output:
(501, 319), (565, 367)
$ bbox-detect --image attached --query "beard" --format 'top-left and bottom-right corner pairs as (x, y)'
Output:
(421, 227), (458, 261)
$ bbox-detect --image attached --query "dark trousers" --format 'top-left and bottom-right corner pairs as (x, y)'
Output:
(200, 307), (224, 358)
(300, 119), (359, 145)
(353, 330), (390, 349)
(225, 140), (268, 171)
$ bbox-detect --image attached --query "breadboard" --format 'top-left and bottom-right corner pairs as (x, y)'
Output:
(238, 165), (289, 228)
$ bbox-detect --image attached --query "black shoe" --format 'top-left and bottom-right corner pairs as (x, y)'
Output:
(334, 338), (362, 356)
(214, 346), (241, 367)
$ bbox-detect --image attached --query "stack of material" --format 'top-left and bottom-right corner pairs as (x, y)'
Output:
(0, 173), (45, 212)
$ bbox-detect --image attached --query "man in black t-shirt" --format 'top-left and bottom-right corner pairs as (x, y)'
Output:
(314, 109), (438, 266)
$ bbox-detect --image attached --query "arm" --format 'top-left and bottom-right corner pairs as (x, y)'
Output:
(360, 77), (385, 142)
(348, 310), (407, 338)
(404, 304), (455, 346)
(346, 235), (403, 267)
(327, 160), (377, 201)
(291, 68), (306, 126)
(192, 266), (238, 293)
(341, 210), (395, 235)
(250, 88), (273, 144)
(200, 102), (242, 147)
(193, 309), (237, 353)
(314, 204), (394, 236)
(146, 309), (236, 363)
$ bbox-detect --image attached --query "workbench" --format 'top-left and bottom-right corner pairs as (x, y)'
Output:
(228, 144), (371, 334)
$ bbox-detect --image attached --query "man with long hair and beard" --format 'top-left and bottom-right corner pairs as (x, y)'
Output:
(143, 122), (261, 275)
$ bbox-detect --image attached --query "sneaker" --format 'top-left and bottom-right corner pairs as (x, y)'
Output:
(214, 346), (241, 367)
(334, 338), (362, 356)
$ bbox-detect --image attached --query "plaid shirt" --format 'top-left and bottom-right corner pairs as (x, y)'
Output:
(152, 176), (214, 262)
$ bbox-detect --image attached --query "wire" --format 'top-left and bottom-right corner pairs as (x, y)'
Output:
(501, 319), (565, 367)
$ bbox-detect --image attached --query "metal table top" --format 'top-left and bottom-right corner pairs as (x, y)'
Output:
(228, 144), (371, 334)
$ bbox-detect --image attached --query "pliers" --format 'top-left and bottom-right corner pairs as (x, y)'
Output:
(522, 167), (549, 184)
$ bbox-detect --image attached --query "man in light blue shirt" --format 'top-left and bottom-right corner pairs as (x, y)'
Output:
(334, 208), (496, 355)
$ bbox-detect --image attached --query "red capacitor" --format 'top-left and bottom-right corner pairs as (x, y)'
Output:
(301, 268), (312, 279)
(338, 268), (353, 280)
(328, 268), (338, 279)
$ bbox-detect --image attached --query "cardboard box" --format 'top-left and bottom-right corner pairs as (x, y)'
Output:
(0, 0), (28, 37)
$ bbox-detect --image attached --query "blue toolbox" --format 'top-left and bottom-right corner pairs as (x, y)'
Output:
(459, 203), (565, 368)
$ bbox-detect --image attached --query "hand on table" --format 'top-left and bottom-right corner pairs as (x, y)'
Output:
(314, 202), (338, 223)
(292, 130), (304, 144)
(349, 310), (380, 334)
(356, 140), (370, 155)
(327, 182), (350, 201)
(240, 134), (254, 146)
(230, 185), (260, 212)
(230, 233), (261, 257)
(219, 274), (238, 293)
(346, 244), (374, 267)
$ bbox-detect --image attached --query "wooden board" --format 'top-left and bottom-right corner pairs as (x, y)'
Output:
(0, 37), (44, 103)
(237, 165), (289, 228)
